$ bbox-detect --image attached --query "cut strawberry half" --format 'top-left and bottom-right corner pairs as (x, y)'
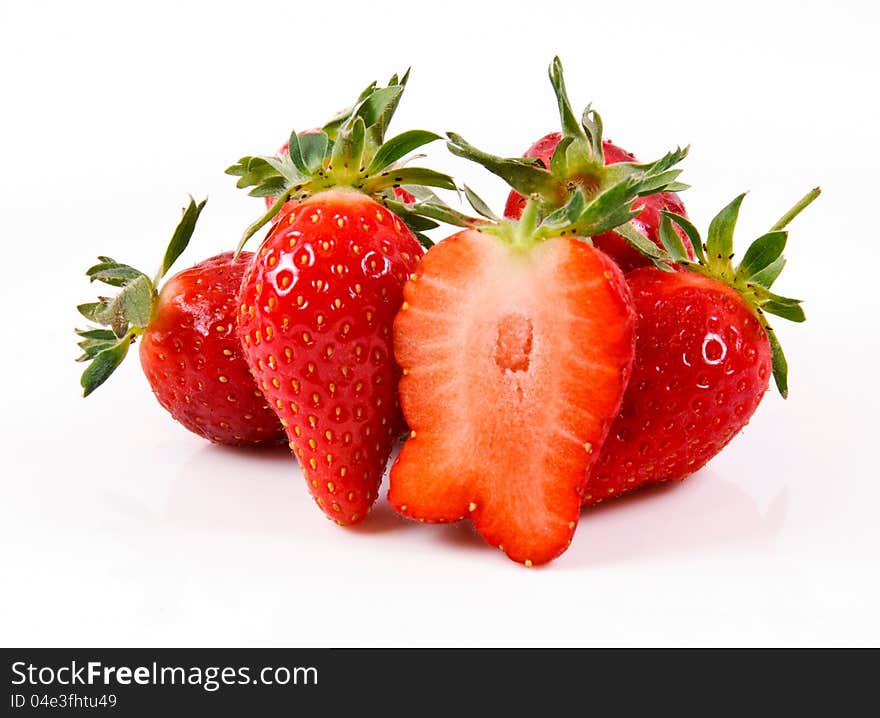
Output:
(390, 228), (635, 566)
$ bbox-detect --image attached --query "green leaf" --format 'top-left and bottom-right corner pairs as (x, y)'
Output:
(548, 57), (586, 141)
(664, 211), (705, 264)
(80, 337), (131, 397)
(637, 145), (690, 178)
(548, 136), (575, 175)
(240, 156), (284, 187)
(76, 328), (117, 341)
(299, 132), (331, 172)
(446, 132), (555, 198)
(224, 158), (248, 177)
(86, 260), (145, 287)
(228, 155), (290, 197)
(349, 116), (366, 170)
(397, 213), (439, 232)
(566, 176), (643, 236)
(77, 302), (106, 322)
(614, 224), (670, 270)
(76, 328), (120, 362)
(658, 213), (689, 262)
(356, 85), (405, 145)
(82, 299), (118, 328)
(706, 193), (746, 268)
(75, 328), (119, 361)
(157, 197), (206, 282)
(322, 80), (377, 139)
(635, 168), (685, 196)
(401, 185), (444, 203)
(580, 106), (604, 159)
(736, 230), (787, 282)
(463, 185), (499, 221)
(763, 300), (806, 323)
(236, 191), (292, 255)
(247, 176), (288, 198)
(368, 130), (441, 175)
(413, 232), (434, 249)
(286, 131), (310, 174)
(329, 116), (366, 177)
(541, 191), (586, 231)
(765, 292), (802, 307)
(766, 327), (789, 398)
(761, 292), (805, 323)
(750, 255), (786, 288)
(93, 274), (154, 337)
(383, 197), (477, 230)
(370, 166), (457, 192)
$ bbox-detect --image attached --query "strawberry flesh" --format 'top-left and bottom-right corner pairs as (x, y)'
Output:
(390, 230), (635, 565)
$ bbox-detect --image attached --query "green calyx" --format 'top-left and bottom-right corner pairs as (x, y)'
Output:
(428, 135), (686, 253)
(75, 197), (206, 396)
(445, 56), (689, 229)
(626, 187), (821, 398)
(226, 71), (457, 252)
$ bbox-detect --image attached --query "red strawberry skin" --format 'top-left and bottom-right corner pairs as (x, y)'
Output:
(238, 190), (422, 524)
(586, 268), (772, 504)
(504, 132), (690, 272)
(390, 230), (635, 565)
(138, 252), (285, 446)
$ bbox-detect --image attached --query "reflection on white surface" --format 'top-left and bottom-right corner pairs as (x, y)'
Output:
(574, 472), (789, 567)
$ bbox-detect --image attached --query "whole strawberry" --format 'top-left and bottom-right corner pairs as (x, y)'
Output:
(228, 75), (456, 524)
(498, 57), (691, 273)
(76, 199), (284, 446)
(587, 189), (820, 504)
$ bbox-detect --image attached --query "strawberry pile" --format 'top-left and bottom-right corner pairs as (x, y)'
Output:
(76, 59), (818, 566)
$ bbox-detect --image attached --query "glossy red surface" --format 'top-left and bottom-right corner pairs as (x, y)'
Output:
(586, 268), (772, 505)
(239, 191), (422, 524)
(139, 252), (284, 446)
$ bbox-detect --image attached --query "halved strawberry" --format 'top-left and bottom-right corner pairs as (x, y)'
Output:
(391, 228), (635, 565)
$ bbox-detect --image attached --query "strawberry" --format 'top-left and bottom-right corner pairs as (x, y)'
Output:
(387, 110), (686, 564)
(587, 188), (820, 504)
(240, 191), (423, 524)
(504, 132), (690, 272)
(76, 199), (284, 446)
(495, 58), (690, 273)
(228, 74), (456, 524)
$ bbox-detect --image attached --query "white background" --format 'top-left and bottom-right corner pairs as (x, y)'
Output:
(1, 0), (878, 647)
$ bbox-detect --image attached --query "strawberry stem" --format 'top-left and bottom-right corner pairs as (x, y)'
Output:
(769, 187), (821, 232)
(516, 198), (541, 245)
